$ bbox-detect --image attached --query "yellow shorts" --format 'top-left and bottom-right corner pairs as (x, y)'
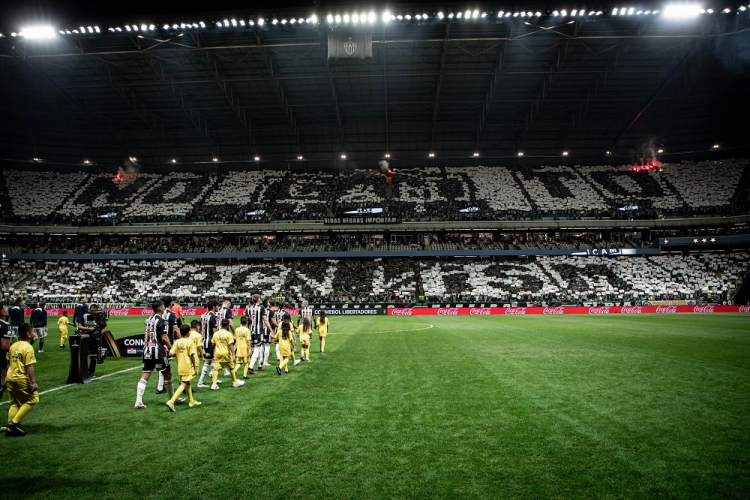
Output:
(301, 343), (310, 349)
(59, 329), (68, 338)
(214, 360), (234, 370)
(236, 356), (248, 364)
(7, 387), (39, 408)
(179, 374), (194, 383)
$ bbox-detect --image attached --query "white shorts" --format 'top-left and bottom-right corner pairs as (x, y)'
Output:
(34, 327), (47, 339)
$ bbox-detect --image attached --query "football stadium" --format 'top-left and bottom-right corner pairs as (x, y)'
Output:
(0, 1), (749, 498)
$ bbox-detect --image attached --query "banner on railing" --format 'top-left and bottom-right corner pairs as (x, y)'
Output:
(388, 305), (749, 315)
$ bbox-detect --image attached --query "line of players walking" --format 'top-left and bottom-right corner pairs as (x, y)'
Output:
(134, 295), (330, 411)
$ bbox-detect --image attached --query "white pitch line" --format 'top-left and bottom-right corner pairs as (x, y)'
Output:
(0, 364), (140, 406)
(335, 323), (435, 335)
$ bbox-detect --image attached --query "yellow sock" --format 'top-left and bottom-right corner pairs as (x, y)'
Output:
(291, 352), (296, 363)
(320, 338), (325, 352)
(231, 369), (238, 383)
(12, 403), (34, 424)
(212, 370), (219, 386)
(187, 385), (194, 403)
(279, 358), (289, 370)
(168, 384), (185, 405)
(243, 364), (248, 377)
(60, 338), (64, 347)
(8, 405), (19, 423)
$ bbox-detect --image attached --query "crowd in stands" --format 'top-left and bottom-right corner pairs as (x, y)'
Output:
(3, 158), (747, 225)
(3, 252), (746, 307)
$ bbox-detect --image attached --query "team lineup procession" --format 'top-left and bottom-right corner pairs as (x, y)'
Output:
(0, 1), (749, 498)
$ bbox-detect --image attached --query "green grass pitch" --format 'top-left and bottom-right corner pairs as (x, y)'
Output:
(2, 314), (749, 499)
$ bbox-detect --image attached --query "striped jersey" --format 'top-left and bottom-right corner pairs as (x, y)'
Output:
(299, 307), (314, 324)
(200, 310), (218, 350)
(246, 304), (266, 344)
(143, 313), (168, 360)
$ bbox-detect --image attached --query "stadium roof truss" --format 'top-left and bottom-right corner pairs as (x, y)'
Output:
(0, 3), (749, 168)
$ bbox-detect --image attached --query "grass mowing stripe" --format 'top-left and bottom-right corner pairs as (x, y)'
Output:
(0, 365), (142, 406)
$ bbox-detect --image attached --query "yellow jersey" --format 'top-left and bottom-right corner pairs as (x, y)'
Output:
(57, 316), (69, 333)
(275, 324), (294, 355)
(234, 326), (251, 358)
(189, 331), (203, 354)
(6, 340), (36, 390)
(169, 338), (197, 377)
(317, 317), (330, 336)
(297, 325), (312, 345)
(211, 329), (234, 362)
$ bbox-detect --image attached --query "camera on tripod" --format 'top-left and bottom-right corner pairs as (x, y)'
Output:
(78, 309), (110, 364)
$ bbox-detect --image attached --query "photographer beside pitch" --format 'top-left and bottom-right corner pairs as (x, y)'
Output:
(75, 304), (107, 378)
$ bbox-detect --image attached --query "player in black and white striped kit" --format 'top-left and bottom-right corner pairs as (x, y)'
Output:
(157, 296), (179, 394)
(246, 294), (272, 373)
(262, 298), (276, 368)
(217, 300), (235, 376)
(272, 301), (287, 363)
(297, 300), (316, 330)
(197, 299), (220, 388)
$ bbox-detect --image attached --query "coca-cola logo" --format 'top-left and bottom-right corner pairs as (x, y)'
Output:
(181, 308), (198, 316)
(655, 306), (677, 313)
(108, 309), (130, 316)
(231, 308), (242, 316)
(588, 307), (611, 314)
(391, 308), (413, 316)
(739, 305), (750, 313)
(286, 308), (301, 316)
(692, 305), (714, 313)
(140, 308), (154, 316)
(437, 308), (459, 315)
(47, 309), (61, 316)
(470, 308), (492, 315)
(543, 307), (564, 315)
(504, 308), (526, 315)
(621, 306), (642, 314)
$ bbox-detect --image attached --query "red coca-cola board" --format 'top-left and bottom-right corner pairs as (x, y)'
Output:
(388, 305), (750, 315)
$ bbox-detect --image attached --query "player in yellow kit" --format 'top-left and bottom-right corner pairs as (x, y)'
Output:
(166, 325), (201, 411)
(234, 316), (252, 379)
(211, 319), (244, 390)
(4, 324), (39, 436)
(297, 317), (312, 363)
(189, 320), (204, 360)
(57, 311), (70, 348)
(275, 312), (296, 375)
(317, 310), (330, 355)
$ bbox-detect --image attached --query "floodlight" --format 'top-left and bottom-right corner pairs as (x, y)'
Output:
(213, 157), (218, 162)
(613, 8), (619, 15)
(272, 19), (278, 25)
(312, 14), (319, 24)
(657, 149), (664, 153)
(343, 14), (350, 22)
(629, 8), (635, 15)
(572, 9), (578, 16)
(352, 13), (359, 23)
(517, 152), (524, 156)
(473, 152), (480, 157)
(472, 10), (479, 18)
(563, 151), (569, 156)
(254, 156), (260, 161)
(335, 15), (341, 23)
(438, 12), (444, 19)
(84, 160), (90, 164)
(20, 26), (55, 39)
(664, 4), (701, 17)
(231, 19), (237, 26)
(297, 155), (303, 160)
(171, 159), (177, 163)
(384, 153), (391, 158)
(382, 11), (391, 22)
(713, 144), (720, 149)
(428, 152), (435, 158)
(341, 154), (347, 159)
